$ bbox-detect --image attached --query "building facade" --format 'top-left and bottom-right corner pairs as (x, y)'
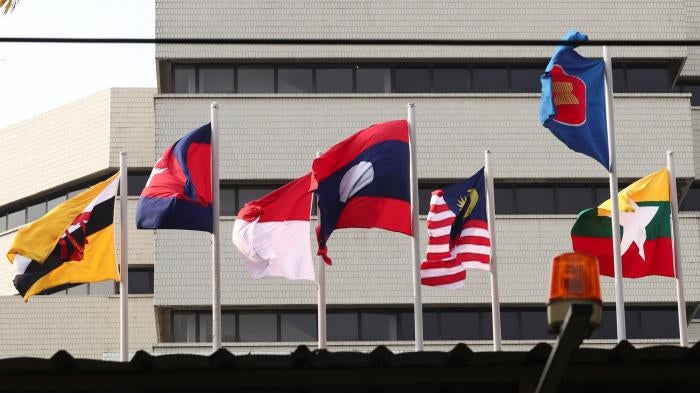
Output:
(0, 0), (699, 358)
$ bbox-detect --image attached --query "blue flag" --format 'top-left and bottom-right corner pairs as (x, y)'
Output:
(540, 31), (609, 170)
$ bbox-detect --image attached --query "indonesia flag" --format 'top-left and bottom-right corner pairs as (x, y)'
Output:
(421, 168), (491, 289)
(232, 174), (315, 281)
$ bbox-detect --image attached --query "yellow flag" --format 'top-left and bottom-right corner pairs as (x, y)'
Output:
(598, 168), (669, 215)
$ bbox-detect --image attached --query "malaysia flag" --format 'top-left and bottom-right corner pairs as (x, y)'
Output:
(420, 168), (491, 289)
(310, 120), (411, 264)
(136, 123), (212, 232)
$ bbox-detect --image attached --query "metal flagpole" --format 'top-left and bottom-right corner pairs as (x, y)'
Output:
(666, 150), (688, 347)
(484, 150), (502, 351)
(314, 151), (327, 350)
(407, 103), (424, 351)
(211, 102), (222, 351)
(603, 46), (626, 341)
(119, 152), (129, 362)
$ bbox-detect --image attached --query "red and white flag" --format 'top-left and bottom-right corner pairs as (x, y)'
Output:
(420, 169), (491, 289)
(232, 173), (315, 281)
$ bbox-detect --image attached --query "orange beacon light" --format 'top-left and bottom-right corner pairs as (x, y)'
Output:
(547, 252), (602, 334)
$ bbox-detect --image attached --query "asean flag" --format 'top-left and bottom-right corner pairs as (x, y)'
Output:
(136, 123), (212, 232)
(310, 120), (411, 264)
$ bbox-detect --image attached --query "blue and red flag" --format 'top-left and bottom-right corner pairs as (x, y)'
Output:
(540, 30), (609, 170)
(136, 123), (212, 232)
(310, 120), (411, 264)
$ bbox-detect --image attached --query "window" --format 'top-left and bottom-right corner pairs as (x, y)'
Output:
(433, 68), (469, 93)
(66, 284), (89, 295)
(516, 187), (555, 214)
(198, 311), (213, 342)
(128, 267), (154, 294)
(173, 311), (197, 342)
(495, 186), (516, 214)
(681, 184), (699, 211)
(280, 312), (316, 341)
(7, 209), (25, 229)
(441, 310), (480, 340)
(472, 67), (508, 92)
(220, 188), (237, 216)
(511, 67), (543, 93)
(173, 66), (196, 93)
(238, 68), (275, 93)
(316, 68), (353, 93)
(0, 212), (6, 232)
(47, 195), (67, 211)
(239, 312), (278, 342)
(393, 68), (431, 93)
(198, 67), (235, 93)
(277, 68), (313, 93)
(222, 313), (237, 342)
(418, 187), (434, 215)
(328, 312), (359, 341)
(356, 68), (391, 93)
(556, 186), (595, 214)
(677, 82), (700, 106)
(26, 202), (46, 222)
(626, 67), (669, 93)
(127, 174), (149, 196)
(360, 311), (398, 341)
(90, 280), (116, 295)
(238, 187), (277, 209)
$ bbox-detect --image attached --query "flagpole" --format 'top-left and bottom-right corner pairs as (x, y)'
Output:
(407, 103), (424, 351)
(603, 46), (626, 342)
(666, 150), (688, 347)
(483, 150), (502, 351)
(314, 151), (327, 350)
(211, 102), (222, 351)
(119, 152), (129, 362)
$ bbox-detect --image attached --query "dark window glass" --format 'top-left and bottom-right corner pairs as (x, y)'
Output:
(678, 84), (700, 106)
(221, 188), (237, 216)
(495, 186), (515, 214)
(441, 310), (480, 340)
(173, 312), (197, 342)
(433, 68), (469, 93)
(0, 213), (6, 232)
(423, 310), (440, 340)
(590, 309), (617, 339)
(680, 186), (699, 211)
(222, 313), (236, 342)
(7, 209), (25, 229)
(239, 313), (277, 342)
(173, 66), (196, 93)
(278, 68), (313, 93)
(127, 175), (149, 196)
(198, 311), (213, 342)
(237, 68), (275, 93)
(418, 187), (434, 215)
(68, 188), (87, 198)
(472, 67), (508, 92)
(556, 187), (594, 214)
(511, 68), (543, 93)
(281, 312), (316, 341)
(26, 202), (46, 222)
(47, 195), (67, 211)
(516, 187), (555, 214)
(626, 68), (669, 93)
(613, 67), (625, 92)
(328, 312), (359, 341)
(521, 310), (553, 340)
(594, 186), (611, 205)
(360, 311), (398, 341)
(66, 284), (88, 295)
(480, 310), (493, 340)
(128, 268), (154, 294)
(641, 309), (678, 338)
(393, 68), (431, 93)
(90, 280), (115, 295)
(356, 68), (391, 93)
(399, 311), (414, 340)
(501, 310), (520, 340)
(316, 68), (353, 93)
(198, 67), (234, 93)
(238, 188), (276, 210)
(625, 309), (643, 339)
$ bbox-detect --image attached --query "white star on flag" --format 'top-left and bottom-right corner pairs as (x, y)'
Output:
(616, 200), (658, 261)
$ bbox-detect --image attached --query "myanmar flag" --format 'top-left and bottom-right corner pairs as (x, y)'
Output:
(6, 173), (121, 301)
(571, 168), (674, 278)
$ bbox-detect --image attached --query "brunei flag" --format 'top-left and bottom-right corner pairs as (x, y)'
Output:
(6, 173), (121, 301)
(571, 168), (674, 278)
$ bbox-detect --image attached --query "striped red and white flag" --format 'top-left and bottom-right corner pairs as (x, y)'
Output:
(420, 170), (491, 289)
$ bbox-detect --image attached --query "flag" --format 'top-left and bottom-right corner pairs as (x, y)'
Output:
(420, 168), (491, 289)
(6, 173), (121, 301)
(136, 123), (212, 232)
(232, 173), (315, 281)
(572, 168), (674, 278)
(540, 30), (609, 169)
(310, 120), (411, 264)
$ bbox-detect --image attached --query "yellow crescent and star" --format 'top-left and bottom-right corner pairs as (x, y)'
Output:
(456, 188), (479, 218)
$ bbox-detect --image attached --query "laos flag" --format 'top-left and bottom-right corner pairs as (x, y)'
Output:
(136, 123), (212, 232)
(540, 30), (609, 170)
(310, 120), (412, 264)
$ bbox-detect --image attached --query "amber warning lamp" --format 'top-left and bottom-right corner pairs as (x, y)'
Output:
(547, 252), (602, 335)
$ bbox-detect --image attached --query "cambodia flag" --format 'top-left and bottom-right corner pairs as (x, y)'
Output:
(539, 30), (609, 170)
(310, 120), (411, 264)
(136, 123), (212, 232)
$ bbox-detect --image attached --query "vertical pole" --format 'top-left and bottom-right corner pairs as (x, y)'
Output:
(667, 151), (688, 347)
(603, 46), (626, 341)
(484, 150), (502, 351)
(407, 103), (424, 351)
(119, 152), (129, 362)
(314, 151), (327, 350)
(211, 103), (222, 351)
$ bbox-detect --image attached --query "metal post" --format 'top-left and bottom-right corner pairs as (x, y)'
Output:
(407, 103), (423, 351)
(314, 151), (327, 350)
(119, 152), (129, 362)
(484, 150), (502, 351)
(211, 103), (222, 351)
(667, 151), (688, 347)
(603, 46), (626, 341)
